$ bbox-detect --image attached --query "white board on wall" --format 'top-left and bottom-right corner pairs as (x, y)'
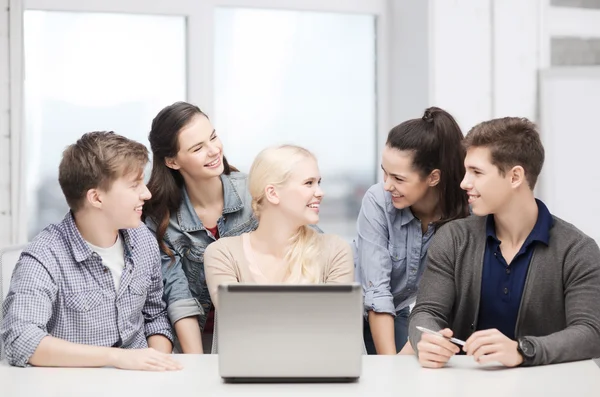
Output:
(539, 67), (600, 244)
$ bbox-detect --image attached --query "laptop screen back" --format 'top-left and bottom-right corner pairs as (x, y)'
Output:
(217, 284), (363, 380)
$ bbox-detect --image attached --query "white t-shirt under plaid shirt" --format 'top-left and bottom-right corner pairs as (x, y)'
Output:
(86, 235), (125, 292)
(0, 212), (173, 367)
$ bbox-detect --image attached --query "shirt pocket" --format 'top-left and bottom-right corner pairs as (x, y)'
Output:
(388, 242), (407, 265)
(178, 244), (207, 304)
(129, 276), (150, 297)
(64, 290), (105, 313)
(388, 242), (407, 282)
(184, 245), (205, 264)
(127, 276), (151, 311)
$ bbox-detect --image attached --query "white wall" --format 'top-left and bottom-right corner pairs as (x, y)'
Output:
(388, 0), (430, 128)
(492, 0), (542, 122)
(430, 0), (493, 132)
(0, 0), (11, 247)
(539, 68), (600, 243)
(390, 0), (543, 138)
(428, 0), (543, 134)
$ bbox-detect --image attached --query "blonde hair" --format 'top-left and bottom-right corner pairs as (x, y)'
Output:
(249, 145), (322, 284)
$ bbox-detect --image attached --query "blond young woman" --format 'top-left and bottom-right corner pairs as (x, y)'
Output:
(204, 145), (354, 309)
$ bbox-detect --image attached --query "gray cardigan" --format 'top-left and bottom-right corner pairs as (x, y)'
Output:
(408, 215), (600, 366)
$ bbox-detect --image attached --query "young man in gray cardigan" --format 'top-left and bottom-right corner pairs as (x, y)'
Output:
(408, 117), (600, 368)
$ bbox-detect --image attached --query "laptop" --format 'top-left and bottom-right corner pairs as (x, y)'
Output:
(217, 283), (363, 383)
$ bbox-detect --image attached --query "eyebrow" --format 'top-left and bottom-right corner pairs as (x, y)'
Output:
(466, 165), (484, 172)
(380, 164), (405, 179)
(304, 176), (322, 182)
(187, 129), (216, 152)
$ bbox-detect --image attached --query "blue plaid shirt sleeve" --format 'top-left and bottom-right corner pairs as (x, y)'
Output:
(1, 252), (57, 367)
(143, 248), (174, 342)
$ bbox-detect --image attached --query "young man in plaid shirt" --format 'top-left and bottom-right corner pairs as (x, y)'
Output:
(1, 131), (181, 371)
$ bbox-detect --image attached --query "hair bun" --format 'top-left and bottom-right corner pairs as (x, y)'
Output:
(422, 109), (434, 123)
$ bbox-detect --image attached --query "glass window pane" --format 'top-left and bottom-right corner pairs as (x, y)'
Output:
(551, 0), (600, 9)
(214, 8), (377, 241)
(24, 11), (186, 239)
(551, 37), (600, 66)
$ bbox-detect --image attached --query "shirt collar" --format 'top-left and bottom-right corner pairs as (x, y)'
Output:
(64, 211), (137, 263)
(485, 198), (553, 246)
(177, 173), (244, 231)
(400, 207), (416, 226)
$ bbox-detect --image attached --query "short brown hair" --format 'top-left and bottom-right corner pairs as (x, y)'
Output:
(59, 131), (149, 211)
(463, 117), (545, 189)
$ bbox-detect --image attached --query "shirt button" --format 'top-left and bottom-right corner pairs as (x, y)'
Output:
(506, 268), (511, 274)
(104, 267), (108, 273)
(504, 287), (509, 295)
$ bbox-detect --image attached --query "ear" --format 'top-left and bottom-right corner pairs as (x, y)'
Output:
(165, 156), (181, 171)
(428, 169), (441, 187)
(85, 188), (103, 209)
(509, 165), (526, 189)
(264, 184), (280, 205)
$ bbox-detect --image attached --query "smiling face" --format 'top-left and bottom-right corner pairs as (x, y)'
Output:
(93, 169), (152, 230)
(274, 156), (324, 227)
(460, 146), (514, 216)
(165, 114), (224, 181)
(381, 145), (438, 210)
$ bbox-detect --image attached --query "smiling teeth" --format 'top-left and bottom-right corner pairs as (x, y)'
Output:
(308, 204), (319, 208)
(206, 158), (219, 166)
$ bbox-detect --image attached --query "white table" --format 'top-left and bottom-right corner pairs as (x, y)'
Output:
(1, 355), (599, 397)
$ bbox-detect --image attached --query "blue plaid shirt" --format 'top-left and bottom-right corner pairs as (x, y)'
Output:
(0, 212), (173, 367)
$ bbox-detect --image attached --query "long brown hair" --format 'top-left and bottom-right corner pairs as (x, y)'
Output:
(143, 101), (236, 260)
(386, 106), (469, 227)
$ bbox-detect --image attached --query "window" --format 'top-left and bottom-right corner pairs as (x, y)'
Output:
(24, 11), (186, 238)
(214, 8), (377, 240)
(551, 37), (600, 65)
(551, 0), (600, 9)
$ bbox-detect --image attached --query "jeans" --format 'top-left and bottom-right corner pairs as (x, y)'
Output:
(363, 306), (410, 355)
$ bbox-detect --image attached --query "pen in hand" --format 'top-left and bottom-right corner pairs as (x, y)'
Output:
(416, 326), (466, 346)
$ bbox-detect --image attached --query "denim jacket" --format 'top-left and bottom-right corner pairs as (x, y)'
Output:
(353, 182), (435, 317)
(145, 172), (258, 328)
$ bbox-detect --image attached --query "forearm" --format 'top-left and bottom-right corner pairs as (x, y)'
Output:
(527, 325), (600, 366)
(147, 334), (173, 354)
(368, 311), (397, 355)
(28, 336), (117, 368)
(174, 317), (204, 354)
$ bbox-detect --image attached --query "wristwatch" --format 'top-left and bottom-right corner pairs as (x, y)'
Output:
(517, 337), (536, 366)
